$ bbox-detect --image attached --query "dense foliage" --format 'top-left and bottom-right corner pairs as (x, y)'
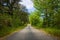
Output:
(29, 11), (43, 27)
(29, 0), (60, 36)
(32, 0), (60, 28)
(0, 0), (28, 37)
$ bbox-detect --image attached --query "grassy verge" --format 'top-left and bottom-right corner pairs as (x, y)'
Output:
(43, 28), (60, 37)
(33, 26), (60, 37)
(0, 24), (26, 37)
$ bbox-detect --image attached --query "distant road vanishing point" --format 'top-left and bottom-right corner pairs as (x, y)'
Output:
(5, 24), (58, 40)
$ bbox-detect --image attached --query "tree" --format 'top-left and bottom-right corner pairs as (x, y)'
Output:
(0, 0), (29, 29)
(29, 11), (42, 27)
(33, 0), (60, 28)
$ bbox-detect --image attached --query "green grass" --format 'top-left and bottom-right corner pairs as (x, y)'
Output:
(32, 26), (60, 37)
(0, 25), (26, 37)
(44, 28), (60, 37)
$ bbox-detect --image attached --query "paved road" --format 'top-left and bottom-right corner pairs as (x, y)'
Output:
(5, 24), (58, 40)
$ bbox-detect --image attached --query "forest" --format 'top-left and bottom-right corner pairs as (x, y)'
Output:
(0, 0), (29, 37)
(0, 0), (60, 38)
(29, 0), (60, 37)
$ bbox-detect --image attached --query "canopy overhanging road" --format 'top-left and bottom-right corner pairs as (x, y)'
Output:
(5, 24), (58, 40)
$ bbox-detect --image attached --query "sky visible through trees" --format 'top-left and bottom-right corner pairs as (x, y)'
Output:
(19, 0), (35, 13)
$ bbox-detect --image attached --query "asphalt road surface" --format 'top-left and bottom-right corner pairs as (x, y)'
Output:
(5, 24), (58, 40)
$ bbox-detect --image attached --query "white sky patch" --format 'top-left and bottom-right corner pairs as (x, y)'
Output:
(19, 0), (34, 9)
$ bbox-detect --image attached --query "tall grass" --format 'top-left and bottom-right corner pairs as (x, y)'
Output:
(0, 25), (26, 37)
(44, 28), (60, 37)
(33, 25), (60, 37)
